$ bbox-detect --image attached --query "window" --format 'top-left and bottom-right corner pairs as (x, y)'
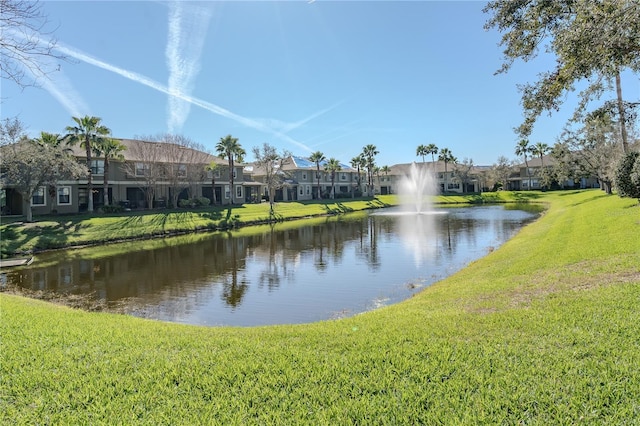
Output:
(447, 182), (460, 190)
(306, 186), (311, 195)
(177, 164), (187, 178)
(57, 187), (71, 205)
(135, 162), (149, 177)
(32, 187), (46, 206)
(302, 172), (307, 180)
(340, 173), (346, 180)
(224, 185), (230, 199)
(235, 185), (243, 198)
(232, 169), (238, 179)
(299, 187), (304, 195)
(90, 160), (105, 175)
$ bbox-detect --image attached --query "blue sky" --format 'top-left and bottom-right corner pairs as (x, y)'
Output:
(2, 1), (638, 166)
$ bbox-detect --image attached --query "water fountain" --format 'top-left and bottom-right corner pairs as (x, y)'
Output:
(398, 162), (438, 214)
(392, 162), (443, 266)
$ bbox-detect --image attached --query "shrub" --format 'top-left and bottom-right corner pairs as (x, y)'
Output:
(194, 196), (210, 207)
(101, 205), (125, 214)
(615, 151), (640, 200)
(178, 197), (211, 208)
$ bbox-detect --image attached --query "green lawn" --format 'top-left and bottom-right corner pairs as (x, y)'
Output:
(2, 190), (640, 424)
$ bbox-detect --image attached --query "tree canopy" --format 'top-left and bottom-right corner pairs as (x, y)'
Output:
(484, 0), (640, 152)
(1, 138), (87, 221)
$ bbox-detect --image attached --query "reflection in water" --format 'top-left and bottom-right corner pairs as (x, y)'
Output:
(5, 206), (538, 326)
(397, 212), (439, 267)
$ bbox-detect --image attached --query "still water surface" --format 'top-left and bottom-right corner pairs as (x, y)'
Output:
(5, 205), (539, 326)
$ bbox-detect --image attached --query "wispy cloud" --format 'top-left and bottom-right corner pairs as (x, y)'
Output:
(165, 2), (212, 133)
(5, 28), (89, 120)
(38, 72), (90, 119)
(52, 41), (328, 152)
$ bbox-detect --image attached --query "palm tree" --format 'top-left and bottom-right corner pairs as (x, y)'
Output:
(515, 139), (532, 190)
(531, 141), (551, 190)
(94, 138), (126, 206)
(426, 143), (439, 165)
(416, 144), (428, 162)
(34, 131), (64, 213)
(324, 158), (341, 199)
(532, 142), (550, 168)
(438, 148), (457, 193)
(64, 116), (111, 213)
(205, 161), (220, 205)
(35, 131), (63, 148)
(216, 135), (245, 204)
(362, 144), (379, 196)
(350, 155), (365, 197)
(309, 151), (326, 200)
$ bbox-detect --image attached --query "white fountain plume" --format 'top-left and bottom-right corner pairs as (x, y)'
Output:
(395, 162), (442, 267)
(398, 162), (438, 214)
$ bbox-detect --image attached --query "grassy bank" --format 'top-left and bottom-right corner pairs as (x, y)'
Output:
(2, 190), (639, 423)
(1, 192), (527, 257)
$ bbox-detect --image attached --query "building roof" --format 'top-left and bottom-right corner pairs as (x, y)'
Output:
(64, 138), (228, 166)
(247, 155), (355, 176)
(515, 154), (556, 168)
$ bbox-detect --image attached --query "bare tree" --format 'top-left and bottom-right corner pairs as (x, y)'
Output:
(149, 134), (209, 207)
(489, 156), (516, 191)
(452, 158), (477, 193)
(123, 139), (165, 209)
(252, 143), (291, 215)
(1, 0), (67, 88)
(0, 117), (27, 145)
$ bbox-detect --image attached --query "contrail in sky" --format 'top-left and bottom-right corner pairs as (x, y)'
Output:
(39, 73), (89, 119)
(53, 41), (326, 152)
(166, 2), (212, 133)
(19, 59), (89, 119)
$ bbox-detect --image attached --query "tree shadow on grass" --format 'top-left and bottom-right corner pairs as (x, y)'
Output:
(568, 192), (611, 207)
(366, 198), (390, 208)
(510, 191), (543, 202)
(321, 202), (354, 214)
(1, 221), (73, 256)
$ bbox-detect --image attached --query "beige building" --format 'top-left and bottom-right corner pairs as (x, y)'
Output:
(1, 138), (252, 216)
(510, 155), (600, 190)
(247, 156), (360, 201)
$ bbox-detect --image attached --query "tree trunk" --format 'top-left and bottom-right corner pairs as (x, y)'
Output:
(146, 188), (154, 209)
(103, 159), (110, 206)
(229, 157), (234, 205)
(85, 138), (94, 213)
(48, 185), (57, 214)
(26, 203), (33, 222)
(211, 178), (217, 205)
(615, 70), (629, 154)
(523, 157), (531, 190)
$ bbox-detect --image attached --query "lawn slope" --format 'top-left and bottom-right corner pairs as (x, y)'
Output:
(1, 190), (639, 424)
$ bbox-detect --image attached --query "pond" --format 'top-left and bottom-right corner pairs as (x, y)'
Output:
(3, 205), (541, 326)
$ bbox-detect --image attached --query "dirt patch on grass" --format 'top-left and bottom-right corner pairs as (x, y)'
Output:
(466, 259), (640, 314)
(0, 284), (108, 311)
